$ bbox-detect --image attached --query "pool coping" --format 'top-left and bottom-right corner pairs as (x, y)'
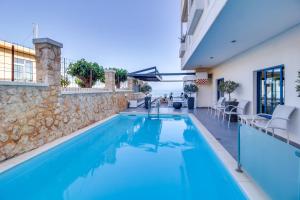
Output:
(0, 114), (118, 173)
(188, 113), (269, 200)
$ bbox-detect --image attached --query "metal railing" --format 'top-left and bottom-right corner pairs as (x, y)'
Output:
(61, 87), (108, 94)
(0, 40), (36, 82)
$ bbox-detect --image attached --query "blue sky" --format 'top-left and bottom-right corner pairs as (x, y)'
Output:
(0, 0), (184, 92)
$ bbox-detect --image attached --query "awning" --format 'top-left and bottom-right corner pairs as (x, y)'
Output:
(128, 67), (162, 82)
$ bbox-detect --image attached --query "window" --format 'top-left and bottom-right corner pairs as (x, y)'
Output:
(257, 65), (284, 114)
(14, 58), (33, 81)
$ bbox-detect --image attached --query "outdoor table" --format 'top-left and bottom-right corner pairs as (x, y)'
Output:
(172, 98), (184, 109)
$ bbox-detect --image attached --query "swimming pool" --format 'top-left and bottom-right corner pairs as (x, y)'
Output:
(0, 114), (246, 200)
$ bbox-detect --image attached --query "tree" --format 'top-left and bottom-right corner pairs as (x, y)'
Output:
(218, 80), (239, 101)
(296, 71), (300, 97)
(109, 68), (128, 88)
(184, 83), (198, 97)
(140, 83), (152, 94)
(67, 59), (105, 88)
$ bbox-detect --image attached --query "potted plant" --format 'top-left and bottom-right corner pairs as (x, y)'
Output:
(184, 83), (198, 109)
(140, 83), (152, 109)
(218, 80), (239, 102)
(296, 71), (300, 97)
(219, 80), (239, 121)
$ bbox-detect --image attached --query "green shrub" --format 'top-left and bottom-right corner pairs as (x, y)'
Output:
(60, 76), (70, 88)
(140, 83), (152, 94)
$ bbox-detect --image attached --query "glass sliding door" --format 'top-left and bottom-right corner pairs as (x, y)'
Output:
(257, 65), (284, 114)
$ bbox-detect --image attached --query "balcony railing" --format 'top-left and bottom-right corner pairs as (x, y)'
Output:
(238, 124), (300, 199)
(179, 40), (186, 58)
(187, 0), (205, 35)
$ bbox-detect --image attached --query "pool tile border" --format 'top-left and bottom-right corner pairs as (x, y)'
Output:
(188, 113), (269, 200)
(0, 114), (118, 173)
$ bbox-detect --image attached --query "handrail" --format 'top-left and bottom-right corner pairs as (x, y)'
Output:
(157, 99), (160, 117)
(148, 100), (151, 117)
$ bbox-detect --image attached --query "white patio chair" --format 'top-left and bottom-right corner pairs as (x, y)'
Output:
(208, 97), (225, 118)
(129, 100), (138, 108)
(251, 105), (296, 142)
(167, 99), (173, 107)
(182, 99), (188, 107)
(222, 100), (249, 127)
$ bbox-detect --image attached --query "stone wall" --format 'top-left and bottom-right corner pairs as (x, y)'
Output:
(0, 84), (144, 161)
(0, 38), (144, 161)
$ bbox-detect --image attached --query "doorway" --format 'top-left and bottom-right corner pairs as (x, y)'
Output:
(256, 65), (284, 114)
(217, 78), (224, 100)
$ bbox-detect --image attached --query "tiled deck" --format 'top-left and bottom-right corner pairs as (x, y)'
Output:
(193, 108), (238, 160)
(124, 105), (238, 160)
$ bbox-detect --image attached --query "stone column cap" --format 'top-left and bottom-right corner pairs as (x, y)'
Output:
(105, 69), (116, 73)
(33, 38), (63, 48)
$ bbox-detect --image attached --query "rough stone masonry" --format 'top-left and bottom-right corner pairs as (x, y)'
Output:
(0, 38), (143, 161)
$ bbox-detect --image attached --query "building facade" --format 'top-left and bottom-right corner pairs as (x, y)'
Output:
(180, 0), (300, 142)
(0, 40), (36, 82)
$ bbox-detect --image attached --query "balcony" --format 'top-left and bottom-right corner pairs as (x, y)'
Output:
(187, 0), (205, 35)
(179, 37), (186, 58)
(181, 0), (188, 23)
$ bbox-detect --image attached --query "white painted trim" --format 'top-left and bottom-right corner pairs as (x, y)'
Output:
(0, 114), (118, 173)
(0, 81), (48, 87)
(188, 114), (269, 200)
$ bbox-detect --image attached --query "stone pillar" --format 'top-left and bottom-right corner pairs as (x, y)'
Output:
(127, 77), (135, 91)
(105, 70), (116, 91)
(33, 38), (63, 86)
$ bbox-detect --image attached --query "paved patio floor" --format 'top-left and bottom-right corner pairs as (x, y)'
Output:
(193, 108), (238, 160)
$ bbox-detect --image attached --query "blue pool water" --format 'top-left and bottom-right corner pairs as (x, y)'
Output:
(0, 114), (246, 200)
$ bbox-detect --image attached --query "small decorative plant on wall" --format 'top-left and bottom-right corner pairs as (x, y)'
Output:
(296, 71), (300, 97)
(140, 83), (152, 95)
(60, 76), (70, 88)
(109, 68), (128, 88)
(218, 80), (239, 101)
(184, 83), (199, 109)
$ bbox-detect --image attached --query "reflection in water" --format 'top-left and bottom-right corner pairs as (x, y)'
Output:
(0, 115), (246, 200)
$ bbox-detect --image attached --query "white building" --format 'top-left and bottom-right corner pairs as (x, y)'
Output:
(180, 0), (300, 142)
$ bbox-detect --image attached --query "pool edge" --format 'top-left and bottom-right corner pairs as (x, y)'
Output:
(188, 113), (269, 200)
(0, 114), (119, 174)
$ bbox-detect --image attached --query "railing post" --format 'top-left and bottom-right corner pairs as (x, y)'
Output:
(236, 123), (243, 173)
(11, 45), (14, 81)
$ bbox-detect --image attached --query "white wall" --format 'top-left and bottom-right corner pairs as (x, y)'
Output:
(196, 83), (213, 107)
(207, 23), (300, 142)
